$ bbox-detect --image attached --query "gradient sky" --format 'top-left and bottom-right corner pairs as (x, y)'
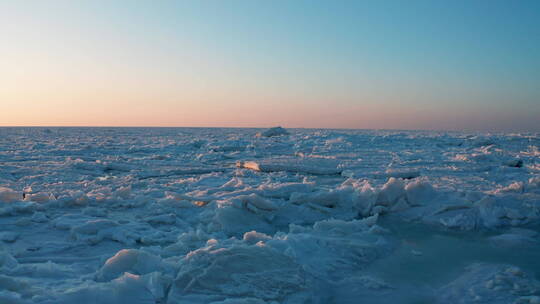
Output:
(1, 0), (539, 131)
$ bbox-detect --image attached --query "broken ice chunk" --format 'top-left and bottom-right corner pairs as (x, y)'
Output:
(23, 192), (55, 203)
(95, 249), (164, 282)
(236, 193), (278, 212)
(0, 187), (22, 203)
(236, 157), (342, 175)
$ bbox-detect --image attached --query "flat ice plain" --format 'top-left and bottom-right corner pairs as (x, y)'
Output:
(1, 127), (539, 304)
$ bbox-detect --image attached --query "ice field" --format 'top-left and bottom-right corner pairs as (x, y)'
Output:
(1, 127), (539, 304)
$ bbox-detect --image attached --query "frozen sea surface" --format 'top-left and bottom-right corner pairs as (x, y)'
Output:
(0, 127), (539, 304)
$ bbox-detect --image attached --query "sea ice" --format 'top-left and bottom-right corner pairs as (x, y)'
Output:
(0, 127), (538, 303)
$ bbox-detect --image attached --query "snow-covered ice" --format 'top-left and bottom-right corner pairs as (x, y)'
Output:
(0, 127), (539, 303)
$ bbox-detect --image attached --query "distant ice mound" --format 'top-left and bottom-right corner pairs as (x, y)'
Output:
(256, 126), (289, 137)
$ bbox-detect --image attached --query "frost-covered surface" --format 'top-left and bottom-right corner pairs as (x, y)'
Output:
(0, 127), (539, 303)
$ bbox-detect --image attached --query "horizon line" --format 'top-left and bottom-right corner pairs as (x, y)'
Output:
(0, 125), (536, 134)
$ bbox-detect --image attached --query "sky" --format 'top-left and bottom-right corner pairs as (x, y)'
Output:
(1, 0), (539, 131)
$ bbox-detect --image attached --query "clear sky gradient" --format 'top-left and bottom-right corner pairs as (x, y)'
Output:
(1, 0), (539, 131)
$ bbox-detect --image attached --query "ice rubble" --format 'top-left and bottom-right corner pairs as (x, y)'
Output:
(0, 127), (539, 303)
(437, 263), (540, 304)
(167, 216), (390, 303)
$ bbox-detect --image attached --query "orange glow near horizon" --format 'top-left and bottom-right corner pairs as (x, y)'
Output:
(1, 1), (539, 132)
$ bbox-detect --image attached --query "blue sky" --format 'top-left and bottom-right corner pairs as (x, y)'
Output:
(1, 0), (539, 131)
